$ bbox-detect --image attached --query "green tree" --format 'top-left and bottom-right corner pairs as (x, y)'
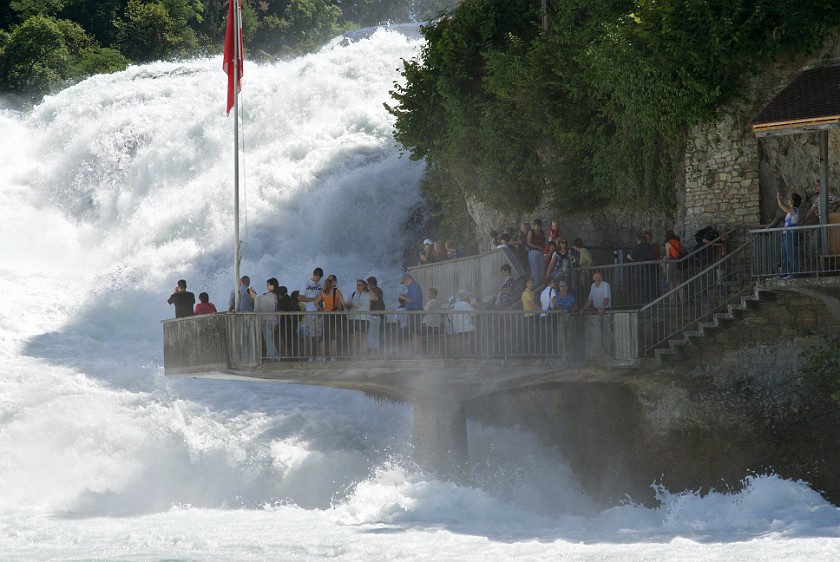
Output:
(388, 0), (543, 214)
(250, 0), (341, 57)
(59, 1), (128, 47)
(114, 0), (201, 62)
(9, 0), (68, 19)
(389, 0), (840, 217)
(0, 14), (125, 97)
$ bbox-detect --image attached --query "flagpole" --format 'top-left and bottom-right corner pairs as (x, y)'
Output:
(232, 0), (242, 312)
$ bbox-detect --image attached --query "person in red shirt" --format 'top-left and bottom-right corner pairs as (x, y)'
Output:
(194, 292), (218, 315)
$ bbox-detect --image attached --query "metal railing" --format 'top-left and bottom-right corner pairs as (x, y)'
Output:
(408, 246), (526, 304)
(638, 239), (754, 355)
(168, 227), (800, 371)
(162, 308), (640, 373)
(749, 221), (840, 278)
(572, 227), (740, 310)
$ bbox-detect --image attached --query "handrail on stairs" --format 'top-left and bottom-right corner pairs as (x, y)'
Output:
(638, 231), (755, 356)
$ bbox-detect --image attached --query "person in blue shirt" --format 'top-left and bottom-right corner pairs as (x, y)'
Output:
(228, 275), (255, 312)
(399, 273), (424, 354)
(554, 280), (577, 313)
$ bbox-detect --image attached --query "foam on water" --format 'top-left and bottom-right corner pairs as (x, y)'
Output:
(1, 28), (839, 560)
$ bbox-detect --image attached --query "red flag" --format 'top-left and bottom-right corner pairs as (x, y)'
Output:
(223, 0), (244, 115)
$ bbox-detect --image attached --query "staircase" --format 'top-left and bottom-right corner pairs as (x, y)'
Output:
(653, 286), (775, 365)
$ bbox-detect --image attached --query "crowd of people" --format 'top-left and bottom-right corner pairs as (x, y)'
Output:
(418, 238), (463, 265)
(166, 218), (739, 360)
(166, 268), (482, 361)
(481, 218), (736, 310)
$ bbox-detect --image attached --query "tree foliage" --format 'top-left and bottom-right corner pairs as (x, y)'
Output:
(0, 15), (125, 97)
(388, 0), (840, 216)
(0, 0), (458, 101)
(114, 0), (201, 62)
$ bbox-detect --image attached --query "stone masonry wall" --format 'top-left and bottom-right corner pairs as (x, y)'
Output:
(683, 112), (762, 236)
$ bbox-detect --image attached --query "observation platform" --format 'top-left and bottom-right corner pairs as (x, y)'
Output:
(163, 226), (840, 472)
(163, 308), (638, 474)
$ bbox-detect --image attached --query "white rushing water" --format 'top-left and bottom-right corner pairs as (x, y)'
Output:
(1, 28), (839, 561)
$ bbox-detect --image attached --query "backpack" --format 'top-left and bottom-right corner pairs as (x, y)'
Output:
(693, 226), (719, 246)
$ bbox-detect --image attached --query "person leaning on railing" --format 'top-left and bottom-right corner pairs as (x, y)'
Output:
(581, 271), (611, 316)
(521, 277), (540, 318)
(422, 288), (444, 335)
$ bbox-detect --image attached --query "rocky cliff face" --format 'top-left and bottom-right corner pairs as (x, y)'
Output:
(465, 287), (840, 506)
(464, 35), (840, 252)
(467, 197), (673, 255)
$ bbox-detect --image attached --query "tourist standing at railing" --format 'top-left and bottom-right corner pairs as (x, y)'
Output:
(228, 275), (255, 312)
(450, 290), (476, 355)
(399, 273), (424, 354)
(422, 288), (444, 334)
(691, 226), (719, 271)
(433, 240), (447, 262)
(663, 230), (686, 305)
(276, 286), (297, 359)
(346, 279), (371, 356)
(555, 281), (577, 313)
(167, 279), (195, 318)
(776, 192), (801, 280)
(494, 264), (515, 309)
(538, 276), (559, 353)
(445, 240), (460, 259)
(299, 268), (324, 360)
(644, 230), (661, 260)
(527, 219), (547, 285)
(419, 239), (436, 265)
(366, 276), (385, 356)
(803, 179), (840, 263)
(581, 271), (611, 315)
(539, 275), (558, 316)
(314, 274), (347, 361)
(546, 237), (573, 288)
(520, 277), (540, 354)
(194, 292), (217, 315)
(521, 277), (540, 317)
(256, 278), (281, 360)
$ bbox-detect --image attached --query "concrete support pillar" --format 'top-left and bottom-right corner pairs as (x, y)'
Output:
(412, 398), (468, 477)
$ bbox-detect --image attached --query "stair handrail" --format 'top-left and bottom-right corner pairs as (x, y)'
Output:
(638, 236), (755, 355)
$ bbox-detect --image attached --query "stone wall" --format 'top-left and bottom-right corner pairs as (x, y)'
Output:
(683, 112), (762, 235)
(683, 38), (840, 235)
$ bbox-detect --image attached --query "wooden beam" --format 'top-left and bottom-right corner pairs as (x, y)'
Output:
(752, 115), (840, 134)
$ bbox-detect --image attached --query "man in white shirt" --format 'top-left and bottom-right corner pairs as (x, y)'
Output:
(422, 288), (444, 333)
(540, 276), (558, 317)
(449, 290), (476, 356)
(582, 271), (611, 315)
(299, 267), (323, 359)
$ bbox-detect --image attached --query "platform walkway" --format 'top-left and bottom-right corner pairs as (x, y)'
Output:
(162, 222), (840, 472)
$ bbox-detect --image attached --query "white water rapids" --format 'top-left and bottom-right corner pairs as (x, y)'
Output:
(1, 28), (839, 561)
